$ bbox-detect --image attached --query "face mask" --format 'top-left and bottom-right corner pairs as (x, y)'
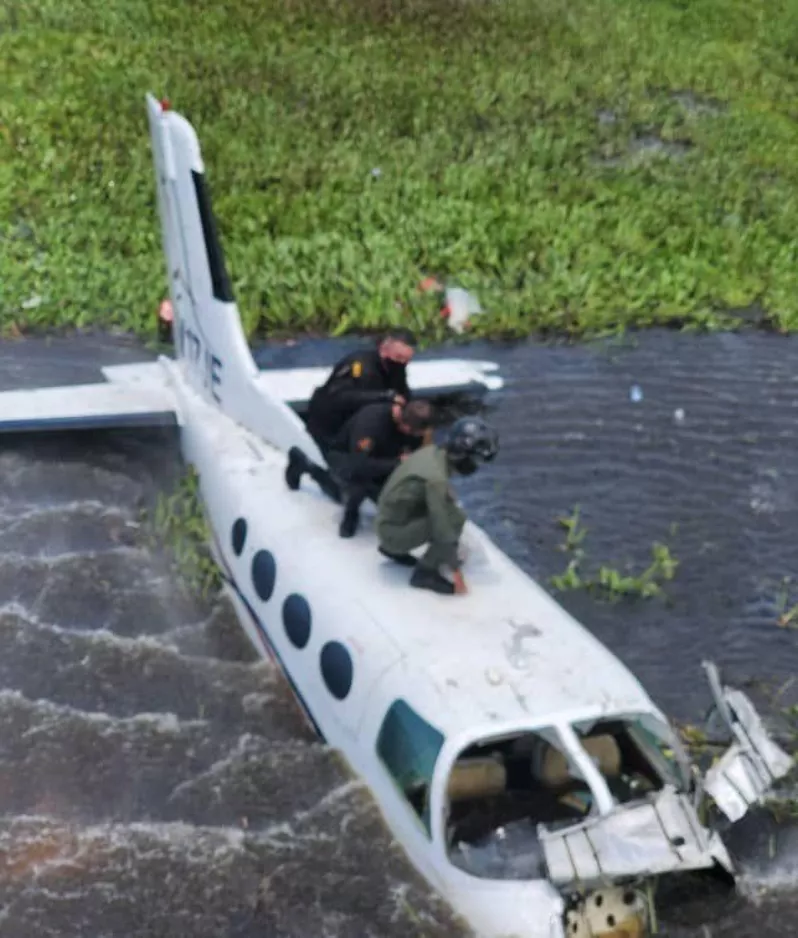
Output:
(382, 341), (412, 365)
(382, 358), (406, 379)
(452, 456), (478, 476)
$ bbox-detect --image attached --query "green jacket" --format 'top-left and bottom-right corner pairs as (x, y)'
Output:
(376, 444), (466, 568)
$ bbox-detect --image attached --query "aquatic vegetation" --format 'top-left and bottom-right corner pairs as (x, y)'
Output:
(144, 466), (222, 600)
(557, 504), (588, 552)
(677, 723), (711, 757)
(3, 0), (798, 340)
(772, 576), (798, 628)
(762, 699), (798, 821)
(551, 506), (679, 599)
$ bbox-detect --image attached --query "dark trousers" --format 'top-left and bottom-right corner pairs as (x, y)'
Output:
(326, 452), (395, 514)
(377, 513), (465, 570)
(296, 440), (343, 503)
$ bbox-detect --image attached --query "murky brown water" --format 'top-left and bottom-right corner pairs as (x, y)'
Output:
(0, 330), (796, 936)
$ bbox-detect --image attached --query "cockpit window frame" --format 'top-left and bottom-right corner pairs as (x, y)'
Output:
(572, 711), (693, 800)
(428, 721), (603, 879)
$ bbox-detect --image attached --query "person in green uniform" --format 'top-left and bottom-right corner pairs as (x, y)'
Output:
(376, 416), (499, 595)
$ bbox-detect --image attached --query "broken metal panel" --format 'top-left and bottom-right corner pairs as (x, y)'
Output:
(538, 786), (733, 887)
(701, 661), (794, 823)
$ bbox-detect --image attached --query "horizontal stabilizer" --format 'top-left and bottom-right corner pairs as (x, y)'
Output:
(0, 351), (502, 437)
(256, 358), (504, 412)
(0, 378), (178, 434)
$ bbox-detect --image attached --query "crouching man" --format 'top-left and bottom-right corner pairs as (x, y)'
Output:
(375, 417), (499, 596)
(305, 328), (416, 451)
(284, 399), (435, 538)
(329, 398), (435, 538)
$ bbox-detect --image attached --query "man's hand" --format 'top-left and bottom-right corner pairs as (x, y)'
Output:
(453, 570), (468, 595)
(393, 394), (407, 407)
(399, 451), (410, 461)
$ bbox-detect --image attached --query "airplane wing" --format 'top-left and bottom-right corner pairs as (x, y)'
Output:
(0, 363), (179, 434)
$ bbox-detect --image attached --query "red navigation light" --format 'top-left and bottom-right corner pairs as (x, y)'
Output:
(160, 98), (171, 112)
(419, 276), (441, 293)
(158, 299), (174, 323)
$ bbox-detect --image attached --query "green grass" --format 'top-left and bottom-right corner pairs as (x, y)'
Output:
(4, 0), (798, 341)
(143, 466), (222, 601)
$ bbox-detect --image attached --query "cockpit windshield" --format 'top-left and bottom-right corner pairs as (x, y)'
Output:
(444, 728), (594, 880)
(572, 713), (692, 802)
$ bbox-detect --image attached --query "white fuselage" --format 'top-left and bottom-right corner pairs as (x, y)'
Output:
(164, 357), (672, 938)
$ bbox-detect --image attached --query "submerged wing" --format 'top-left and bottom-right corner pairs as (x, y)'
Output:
(0, 362), (179, 434)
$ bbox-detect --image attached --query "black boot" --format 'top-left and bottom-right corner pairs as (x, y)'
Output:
(310, 465), (343, 503)
(379, 546), (418, 568)
(339, 504), (360, 538)
(286, 447), (342, 503)
(285, 447), (307, 490)
(410, 566), (455, 595)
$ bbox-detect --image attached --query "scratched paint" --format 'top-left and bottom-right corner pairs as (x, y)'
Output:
(504, 619), (543, 671)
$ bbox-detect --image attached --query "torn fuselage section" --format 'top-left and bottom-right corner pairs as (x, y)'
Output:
(437, 663), (794, 937)
(444, 715), (708, 881)
(539, 784), (733, 885)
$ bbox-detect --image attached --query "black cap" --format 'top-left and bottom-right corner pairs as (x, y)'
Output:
(381, 327), (417, 348)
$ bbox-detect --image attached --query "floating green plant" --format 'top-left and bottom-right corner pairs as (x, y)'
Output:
(4, 0), (798, 340)
(551, 507), (679, 599)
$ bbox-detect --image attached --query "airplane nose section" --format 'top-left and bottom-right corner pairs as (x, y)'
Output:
(564, 885), (650, 938)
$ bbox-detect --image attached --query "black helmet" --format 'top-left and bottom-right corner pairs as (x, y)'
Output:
(444, 417), (499, 475)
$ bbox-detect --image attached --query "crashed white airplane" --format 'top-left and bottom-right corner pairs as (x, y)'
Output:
(0, 96), (792, 938)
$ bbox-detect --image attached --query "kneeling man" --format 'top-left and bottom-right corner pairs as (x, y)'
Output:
(376, 417), (499, 596)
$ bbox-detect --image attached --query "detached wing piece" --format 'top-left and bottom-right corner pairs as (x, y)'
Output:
(0, 362), (179, 434)
(701, 660), (794, 823)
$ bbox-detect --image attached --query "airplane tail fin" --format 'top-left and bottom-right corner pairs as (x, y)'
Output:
(145, 94), (326, 462)
(146, 93), (259, 409)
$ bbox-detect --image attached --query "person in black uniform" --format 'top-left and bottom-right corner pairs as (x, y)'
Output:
(329, 398), (435, 538)
(285, 398), (435, 538)
(304, 328), (417, 451)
